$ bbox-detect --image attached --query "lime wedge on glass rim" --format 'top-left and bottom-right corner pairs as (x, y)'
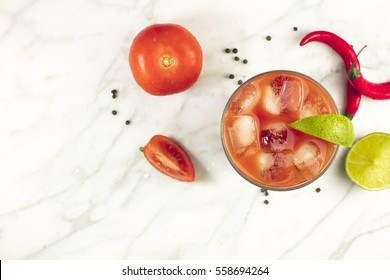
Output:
(345, 132), (390, 191)
(288, 114), (354, 147)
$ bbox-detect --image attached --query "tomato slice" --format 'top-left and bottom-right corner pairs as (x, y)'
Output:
(143, 135), (195, 182)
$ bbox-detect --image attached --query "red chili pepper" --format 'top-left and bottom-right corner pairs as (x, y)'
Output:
(347, 74), (390, 100)
(347, 45), (390, 100)
(300, 31), (360, 71)
(301, 30), (390, 101)
(345, 81), (361, 120)
(300, 31), (362, 119)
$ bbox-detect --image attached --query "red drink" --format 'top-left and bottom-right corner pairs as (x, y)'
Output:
(221, 70), (338, 190)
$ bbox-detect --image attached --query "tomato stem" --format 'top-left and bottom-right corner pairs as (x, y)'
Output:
(162, 56), (174, 68)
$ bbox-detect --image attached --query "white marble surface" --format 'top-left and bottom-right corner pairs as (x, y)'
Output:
(1, 0), (390, 260)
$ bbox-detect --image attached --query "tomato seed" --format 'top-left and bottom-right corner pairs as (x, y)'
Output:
(228, 74), (235, 79)
(266, 35), (272, 41)
(225, 48), (231, 53)
(139, 147), (144, 152)
(232, 48), (238, 53)
(112, 110), (117, 115)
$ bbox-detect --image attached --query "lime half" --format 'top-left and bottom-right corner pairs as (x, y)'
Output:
(345, 132), (390, 191)
(288, 114), (354, 147)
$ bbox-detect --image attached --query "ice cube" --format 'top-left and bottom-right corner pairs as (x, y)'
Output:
(263, 86), (281, 115)
(260, 123), (294, 152)
(280, 80), (306, 111)
(258, 151), (294, 182)
(229, 83), (260, 115)
(300, 95), (330, 118)
(227, 115), (260, 157)
(258, 152), (275, 172)
(293, 141), (323, 179)
(263, 76), (309, 115)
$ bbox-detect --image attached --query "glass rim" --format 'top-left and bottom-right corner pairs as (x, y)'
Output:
(221, 70), (340, 191)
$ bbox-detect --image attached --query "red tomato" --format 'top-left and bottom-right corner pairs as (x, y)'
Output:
(143, 135), (195, 182)
(129, 24), (203, 95)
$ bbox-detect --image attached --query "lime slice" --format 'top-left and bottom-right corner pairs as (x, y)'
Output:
(345, 132), (390, 191)
(288, 114), (354, 147)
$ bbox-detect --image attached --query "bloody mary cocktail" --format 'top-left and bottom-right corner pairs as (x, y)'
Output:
(221, 70), (338, 190)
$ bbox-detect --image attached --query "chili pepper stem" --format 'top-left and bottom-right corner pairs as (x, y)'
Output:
(348, 45), (367, 78)
(344, 113), (355, 120)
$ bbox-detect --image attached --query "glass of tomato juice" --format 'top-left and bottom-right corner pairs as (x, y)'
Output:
(221, 70), (338, 191)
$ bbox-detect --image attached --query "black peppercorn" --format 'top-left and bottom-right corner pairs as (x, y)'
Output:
(111, 89), (117, 99)
(234, 56), (240, 61)
(266, 35), (272, 41)
(316, 188), (321, 193)
(243, 59), (248, 64)
(228, 74), (235, 79)
(112, 110), (117, 115)
(125, 120), (131, 125)
(225, 48), (231, 53)
(264, 200), (269, 205)
(232, 48), (238, 53)
(238, 80), (243, 85)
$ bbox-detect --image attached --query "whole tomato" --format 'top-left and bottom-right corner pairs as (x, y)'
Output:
(129, 24), (203, 96)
